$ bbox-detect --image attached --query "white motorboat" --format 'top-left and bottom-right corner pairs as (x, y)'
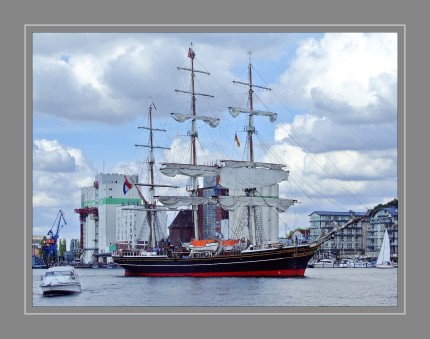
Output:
(313, 258), (338, 268)
(40, 266), (81, 296)
(338, 258), (351, 268)
(348, 259), (374, 268)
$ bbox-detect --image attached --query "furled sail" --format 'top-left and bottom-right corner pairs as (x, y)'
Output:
(219, 166), (289, 189)
(159, 163), (220, 177)
(222, 160), (285, 170)
(157, 196), (216, 209)
(218, 196), (294, 212)
(171, 113), (220, 128)
(228, 107), (277, 122)
(158, 194), (293, 212)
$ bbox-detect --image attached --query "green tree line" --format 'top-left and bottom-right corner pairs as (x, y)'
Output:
(373, 198), (398, 210)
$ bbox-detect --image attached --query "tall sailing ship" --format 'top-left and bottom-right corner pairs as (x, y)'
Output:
(112, 45), (371, 277)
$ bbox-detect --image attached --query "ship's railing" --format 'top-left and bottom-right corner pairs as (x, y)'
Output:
(112, 249), (146, 257)
(245, 242), (284, 252)
(159, 251), (189, 259)
(112, 249), (170, 257)
(258, 242), (283, 249)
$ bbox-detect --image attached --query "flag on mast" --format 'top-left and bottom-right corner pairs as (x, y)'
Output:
(123, 175), (133, 194)
(234, 133), (240, 147)
(188, 47), (195, 59)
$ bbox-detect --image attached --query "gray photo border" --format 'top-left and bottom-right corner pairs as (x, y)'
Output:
(25, 24), (404, 315)
(2, 0), (425, 337)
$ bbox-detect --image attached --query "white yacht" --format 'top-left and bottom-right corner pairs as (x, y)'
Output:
(313, 258), (338, 268)
(40, 266), (81, 296)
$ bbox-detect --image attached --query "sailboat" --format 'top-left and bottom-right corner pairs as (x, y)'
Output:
(112, 45), (371, 277)
(376, 229), (395, 269)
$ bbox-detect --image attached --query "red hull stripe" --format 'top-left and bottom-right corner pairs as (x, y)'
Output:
(124, 269), (306, 277)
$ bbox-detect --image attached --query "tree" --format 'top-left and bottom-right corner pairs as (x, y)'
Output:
(59, 239), (67, 257)
(373, 198), (398, 210)
(38, 238), (45, 258)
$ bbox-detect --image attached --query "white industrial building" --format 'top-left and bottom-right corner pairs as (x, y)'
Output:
(75, 173), (142, 263)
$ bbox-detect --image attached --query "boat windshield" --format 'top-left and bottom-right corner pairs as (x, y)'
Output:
(46, 271), (73, 276)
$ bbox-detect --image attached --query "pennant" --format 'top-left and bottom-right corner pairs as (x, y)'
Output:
(234, 133), (241, 147)
(188, 47), (195, 60)
(123, 175), (133, 195)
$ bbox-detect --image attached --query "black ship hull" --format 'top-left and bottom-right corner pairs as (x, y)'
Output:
(112, 245), (317, 277)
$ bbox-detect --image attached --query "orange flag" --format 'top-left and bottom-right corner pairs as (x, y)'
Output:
(234, 133), (240, 147)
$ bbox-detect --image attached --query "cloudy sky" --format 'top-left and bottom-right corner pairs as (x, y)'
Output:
(32, 31), (398, 244)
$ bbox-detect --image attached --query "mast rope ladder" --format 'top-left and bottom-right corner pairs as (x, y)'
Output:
(253, 206), (265, 245)
(136, 213), (146, 243)
(154, 213), (164, 244)
(234, 207), (249, 240)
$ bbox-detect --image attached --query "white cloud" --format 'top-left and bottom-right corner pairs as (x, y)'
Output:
(274, 114), (396, 154)
(32, 33), (310, 126)
(275, 33), (396, 107)
(33, 139), (97, 240)
(33, 192), (59, 208)
(303, 149), (397, 181)
(261, 32), (397, 230)
(33, 139), (76, 172)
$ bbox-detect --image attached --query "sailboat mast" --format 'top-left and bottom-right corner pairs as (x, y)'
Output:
(190, 52), (199, 240)
(136, 103), (171, 248)
(232, 52), (272, 162)
(175, 44), (214, 240)
(191, 56), (197, 166)
(148, 104), (155, 203)
(231, 52), (272, 245)
(248, 58), (255, 162)
(148, 104), (156, 247)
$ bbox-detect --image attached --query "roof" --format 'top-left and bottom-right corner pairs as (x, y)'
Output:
(168, 210), (194, 229)
(309, 211), (367, 217)
(374, 206), (398, 217)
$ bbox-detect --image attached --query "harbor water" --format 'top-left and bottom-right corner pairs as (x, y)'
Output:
(32, 266), (398, 308)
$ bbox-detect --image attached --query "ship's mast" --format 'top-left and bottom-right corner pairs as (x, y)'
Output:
(176, 43), (214, 240)
(135, 103), (171, 247)
(190, 53), (197, 166)
(232, 52), (271, 162)
(158, 53), (288, 246)
(248, 56), (255, 162)
(232, 52), (272, 245)
(148, 104), (155, 201)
